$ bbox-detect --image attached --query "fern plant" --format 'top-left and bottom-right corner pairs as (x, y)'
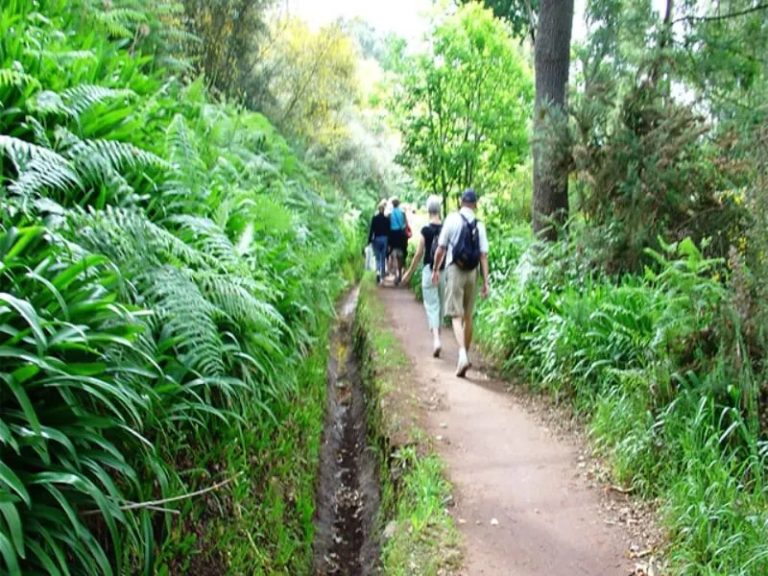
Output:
(0, 0), (360, 573)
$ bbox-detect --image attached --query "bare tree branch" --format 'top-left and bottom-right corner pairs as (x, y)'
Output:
(672, 2), (768, 25)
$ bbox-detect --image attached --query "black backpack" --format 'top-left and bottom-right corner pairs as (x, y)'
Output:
(428, 224), (445, 271)
(452, 214), (481, 271)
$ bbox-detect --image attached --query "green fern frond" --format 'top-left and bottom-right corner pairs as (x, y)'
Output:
(0, 135), (66, 168)
(139, 265), (226, 376)
(91, 7), (147, 38)
(233, 147), (281, 180)
(156, 55), (194, 74)
(47, 128), (148, 203)
(160, 115), (209, 212)
(150, 1), (185, 17)
(0, 68), (41, 90)
(56, 128), (169, 172)
(9, 155), (84, 199)
(158, 28), (201, 47)
(103, 20), (133, 39)
(165, 114), (206, 176)
(194, 271), (284, 330)
(71, 207), (205, 270)
(0, 135), (81, 197)
(28, 90), (75, 117)
(168, 215), (246, 271)
(210, 157), (242, 187)
(26, 117), (53, 149)
(99, 8), (148, 23)
(23, 48), (97, 63)
(75, 152), (135, 202)
(60, 85), (136, 117)
(157, 181), (210, 216)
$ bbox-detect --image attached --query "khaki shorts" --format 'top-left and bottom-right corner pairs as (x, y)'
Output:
(444, 265), (477, 318)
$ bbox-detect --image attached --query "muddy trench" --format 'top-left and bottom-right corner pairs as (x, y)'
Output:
(313, 286), (381, 576)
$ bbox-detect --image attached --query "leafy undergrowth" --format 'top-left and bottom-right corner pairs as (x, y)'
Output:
(477, 236), (768, 575)
(355, 276), (462, 575)
(0, 1), (360, 574)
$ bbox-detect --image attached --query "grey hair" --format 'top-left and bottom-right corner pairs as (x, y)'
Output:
(426, 195), (442, 215)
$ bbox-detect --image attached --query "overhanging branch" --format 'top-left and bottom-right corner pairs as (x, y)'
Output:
(672, 2), (768, 25)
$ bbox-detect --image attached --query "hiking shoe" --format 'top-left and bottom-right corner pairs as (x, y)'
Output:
(456, 356), (469, 378)
(432, 342), (441, 358)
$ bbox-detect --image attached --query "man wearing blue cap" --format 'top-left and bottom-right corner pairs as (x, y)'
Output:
(431, 189), (490, 377)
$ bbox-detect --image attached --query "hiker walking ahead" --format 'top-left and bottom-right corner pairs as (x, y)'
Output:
(402, 195), (446, 357)
(431, 189), (489, 377)
(388, 197), (409, 285)
(369, 200), (390, 284)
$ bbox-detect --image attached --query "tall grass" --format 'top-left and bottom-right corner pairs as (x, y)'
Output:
(477, 236), (768, 574)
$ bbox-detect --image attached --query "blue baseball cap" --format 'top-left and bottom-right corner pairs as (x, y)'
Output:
(461, 189), (478, 204)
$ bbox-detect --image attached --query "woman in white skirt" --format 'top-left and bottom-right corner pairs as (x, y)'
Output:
(402, 195), (446, 357)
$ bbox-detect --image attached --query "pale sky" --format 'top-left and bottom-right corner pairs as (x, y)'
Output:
(286, 0), (668, 48)
(287, 0), (434, 45)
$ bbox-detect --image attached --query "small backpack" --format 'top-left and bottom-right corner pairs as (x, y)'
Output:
(452, 214), (481, 271)
(428, 224), (445, 271)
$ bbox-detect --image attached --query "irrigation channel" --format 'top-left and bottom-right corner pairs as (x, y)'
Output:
(313, 286), (381, 575)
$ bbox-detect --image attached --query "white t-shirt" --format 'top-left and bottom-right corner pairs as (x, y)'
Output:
(437, 207), (489, 267)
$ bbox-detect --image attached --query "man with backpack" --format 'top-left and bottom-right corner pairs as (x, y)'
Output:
(431, 188), (489, 378)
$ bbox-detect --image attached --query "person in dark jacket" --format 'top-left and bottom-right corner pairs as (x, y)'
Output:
(368, 200), (390, 284)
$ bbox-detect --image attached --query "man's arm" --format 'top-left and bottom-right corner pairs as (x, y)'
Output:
(480, 253), (489, 298)
(478, 221), (490, 297)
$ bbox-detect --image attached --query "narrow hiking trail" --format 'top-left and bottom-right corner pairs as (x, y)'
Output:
(378, 285), (638, 576)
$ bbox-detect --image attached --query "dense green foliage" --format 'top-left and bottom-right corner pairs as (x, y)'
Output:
(181, 0), (273, 103)
(471, 2), (768, 572)
(568, 0), (765, 271)
(0, 0), (359, 573)
(477, 236), (768, 573)
(393, 3), (533, 211)
(5, 0), (768, 573)
(458, 0), (539, 41)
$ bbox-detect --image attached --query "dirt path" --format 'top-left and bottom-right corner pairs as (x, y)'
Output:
(378, 285), (636, 576)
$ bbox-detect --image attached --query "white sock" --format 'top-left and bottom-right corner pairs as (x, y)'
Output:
(458, 347), (468, 365)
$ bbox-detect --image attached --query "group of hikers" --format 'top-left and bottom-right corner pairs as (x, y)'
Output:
(368, 189), (489, 378)
(368, 197), (410, 285)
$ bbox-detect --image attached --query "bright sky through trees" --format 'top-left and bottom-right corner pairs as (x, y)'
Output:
(286, 0), (666, 45)
(289, 0), (433, 44)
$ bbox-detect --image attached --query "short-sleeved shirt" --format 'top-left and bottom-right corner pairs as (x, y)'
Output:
(437, 207), (489, 267)
(421, 223), (443, 269)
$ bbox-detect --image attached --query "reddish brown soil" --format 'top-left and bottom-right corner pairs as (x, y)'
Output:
(379, 285), (638, 576)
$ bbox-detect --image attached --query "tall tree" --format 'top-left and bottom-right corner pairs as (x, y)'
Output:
(182, 0), (273, 101)
(531, 0), (574, 240)
(261, 19), (359, 149)
(395, 4), (533, 210)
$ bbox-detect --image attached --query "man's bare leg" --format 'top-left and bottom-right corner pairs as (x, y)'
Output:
(452, 316), (469, 377)
(464, 312), (474, 351)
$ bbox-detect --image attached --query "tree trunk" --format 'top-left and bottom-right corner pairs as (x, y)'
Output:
(532, 0), (574, 241)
